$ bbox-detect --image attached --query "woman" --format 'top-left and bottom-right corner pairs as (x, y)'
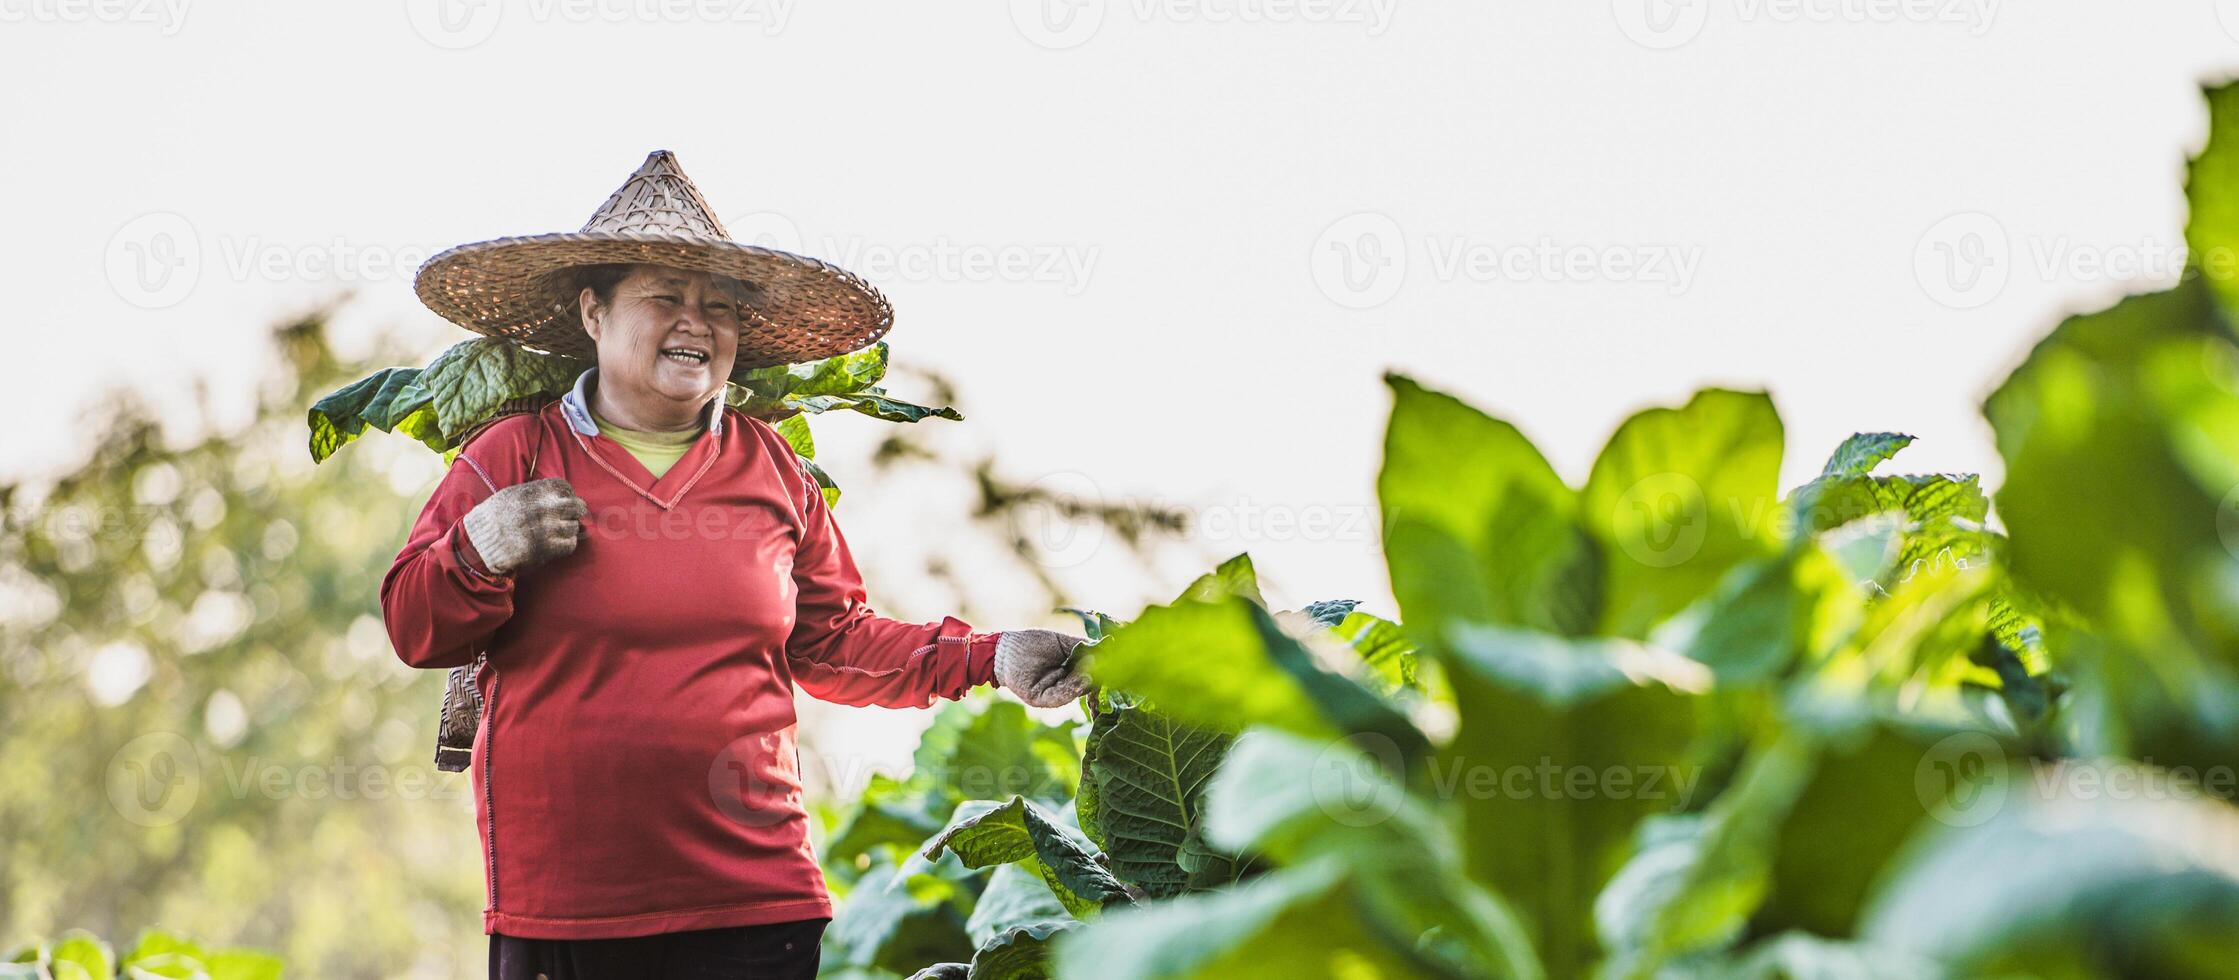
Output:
(383, 151), (1091, 980)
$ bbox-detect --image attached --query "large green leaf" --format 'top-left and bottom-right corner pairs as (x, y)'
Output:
(1381, 374), (1599, 637)
(1200, 730), (1545, 979)
(1177, 553), (1267, 606)
(1580, 389), (1785, 638)
(1793, 473), (1987, 538)
(726, 343), (961, 424)
(1817, 432), (1916, 478)
(968, 919), (1075, 980)
(1983, 274), (2239, 767)
(826, 773), (957, 883)
(729, 341), (892, 413)
(1087, 600), (1319, 736)
(1594, 738), (1814, 974)
(1328, 609), (1421, 694)
(306, 366), (439, 462)
(1437, 622), (1706, 978)
(912, 698), (1081, 808)
(311, 337), (957, 463)
(918, 796), (1131, 917)
(1651, 539), (1872, 686)
(1048, 857), (1423, 980)
(1085, 595), (1427, 763)
(2188, 80), (2239, 314)
(1862, 777), (2239, 977)
(1751, 723), (1972, 940)
(1985, 277), (2239, 659)
(111, 930), (283, 980)
(1078, 694), (1234, 900)
(415, 338), (585, 441)
(46, 932), (112, 980)
(1679, 933), (1940, 980)
(824, 862), (976, 974)
(966, 863), (1072, 949)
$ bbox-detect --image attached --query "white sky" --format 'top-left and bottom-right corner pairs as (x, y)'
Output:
(9, 2), (2239, 769)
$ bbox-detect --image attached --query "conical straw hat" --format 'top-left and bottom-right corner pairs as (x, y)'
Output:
(414, 150), (890, 373)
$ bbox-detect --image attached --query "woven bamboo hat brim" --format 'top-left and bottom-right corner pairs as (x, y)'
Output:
(414, 150), (891, 374)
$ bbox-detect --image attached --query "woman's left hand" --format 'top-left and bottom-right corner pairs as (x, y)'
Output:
(993, 629), (1092, 708)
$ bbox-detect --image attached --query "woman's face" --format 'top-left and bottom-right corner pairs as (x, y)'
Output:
(578, 264), (747, 415)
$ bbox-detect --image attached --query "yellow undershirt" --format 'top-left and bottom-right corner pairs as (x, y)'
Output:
(591, 410), (701, 479)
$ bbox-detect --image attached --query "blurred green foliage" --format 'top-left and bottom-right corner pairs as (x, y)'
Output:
(0, 319), (486, 977)
(826, 83), (2239, 980)
(2, 301), (1186, 978)
(4, 927), (281, 979)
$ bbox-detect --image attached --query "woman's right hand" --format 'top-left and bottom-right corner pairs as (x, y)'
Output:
(461, 477), (588, 576)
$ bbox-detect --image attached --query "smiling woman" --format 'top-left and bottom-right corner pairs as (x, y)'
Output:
(379, 151), (1096, 980)
(572, 263), (750, 434)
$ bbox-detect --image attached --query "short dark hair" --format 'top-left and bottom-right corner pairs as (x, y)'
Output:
(570, 263), (761, 312)
(570, 263), (633, 308)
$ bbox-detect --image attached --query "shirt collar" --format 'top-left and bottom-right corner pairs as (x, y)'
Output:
(561, 368), (726, 439)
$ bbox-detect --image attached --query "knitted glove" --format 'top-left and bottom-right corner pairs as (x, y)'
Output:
(993, 629), (1092, 708)
(461, 477), (587, 576)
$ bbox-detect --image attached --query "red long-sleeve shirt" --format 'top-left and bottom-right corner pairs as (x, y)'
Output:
(381, 385), (998, 939)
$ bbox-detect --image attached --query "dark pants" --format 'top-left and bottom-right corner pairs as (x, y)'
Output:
(489, 918), (827, 980)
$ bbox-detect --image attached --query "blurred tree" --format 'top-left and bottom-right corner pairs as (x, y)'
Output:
(0, 311), (485, 977)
